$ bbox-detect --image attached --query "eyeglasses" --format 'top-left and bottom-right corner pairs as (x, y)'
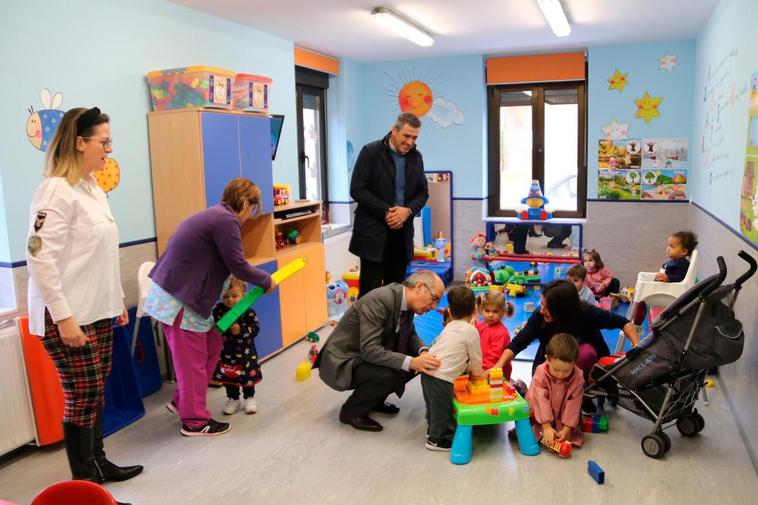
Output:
(420, 282), (440, 303)
(83, 137), (112, 149)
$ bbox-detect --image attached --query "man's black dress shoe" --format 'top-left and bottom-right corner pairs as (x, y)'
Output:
(339, 407), (383, 431)
(373, 402), (400, 414)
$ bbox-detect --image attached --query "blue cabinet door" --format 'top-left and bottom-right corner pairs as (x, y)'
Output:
(247, 260), (282, 359)
(238, 115), (274, 213)
(201, 112), (241, 207)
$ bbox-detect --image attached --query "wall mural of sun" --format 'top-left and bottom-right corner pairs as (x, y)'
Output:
(398, 80), (433, 117)
(385, 69), (464, 129)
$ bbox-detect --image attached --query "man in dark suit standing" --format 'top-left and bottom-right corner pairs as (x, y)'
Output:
(314, 271), (444, 432)
(349, 112), (429, 298)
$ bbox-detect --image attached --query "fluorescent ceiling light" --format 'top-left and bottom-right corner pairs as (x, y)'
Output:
(536, 0), (571, 37)
(371, 7), (434, 47)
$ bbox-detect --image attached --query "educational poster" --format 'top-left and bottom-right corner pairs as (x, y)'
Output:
(598, 170), (641, 200)
(738, 72), (758, 245)
(642, 138), (688, 169)
(641, 169), (687, 200)
(597, 138), (642, 170)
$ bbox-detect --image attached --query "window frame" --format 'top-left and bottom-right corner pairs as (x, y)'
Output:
(295, 67), (329, 204)
(487, 81), (587, 218)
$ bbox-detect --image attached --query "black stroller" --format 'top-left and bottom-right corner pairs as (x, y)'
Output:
(585, 251), (757, 458)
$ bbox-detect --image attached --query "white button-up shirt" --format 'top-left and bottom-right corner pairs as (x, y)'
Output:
(26, 176), (124, 336)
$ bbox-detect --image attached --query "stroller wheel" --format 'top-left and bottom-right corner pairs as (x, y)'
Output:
(641, 433), (667, 459)
(676, 415), (700, 437)
(691, 410), (705, 433)
(659, 431), (671, 453)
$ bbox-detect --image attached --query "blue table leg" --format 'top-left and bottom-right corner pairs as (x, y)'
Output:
(450, 425), (473, 465)
(514, 418), (540, 456)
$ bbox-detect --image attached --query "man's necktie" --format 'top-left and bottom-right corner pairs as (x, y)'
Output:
(397, 310), (412, 354)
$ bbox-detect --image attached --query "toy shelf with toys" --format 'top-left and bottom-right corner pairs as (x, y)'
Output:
(147, 108), (327, 361)
(406, 171), (454, 284)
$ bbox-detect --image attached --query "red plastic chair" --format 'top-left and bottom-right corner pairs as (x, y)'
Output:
(31, 480), (117, 505)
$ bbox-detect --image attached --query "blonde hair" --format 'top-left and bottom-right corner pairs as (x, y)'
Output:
(45, 107), (109, 185)
(222, 177), (262, 215)
(225, 276), (246, 295)
(477, 291), (514, 317)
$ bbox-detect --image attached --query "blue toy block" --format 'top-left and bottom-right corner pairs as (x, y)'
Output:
(588, 460), (605, 485)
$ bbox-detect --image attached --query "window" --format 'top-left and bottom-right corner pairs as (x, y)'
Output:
(295, 67), (329, 204)
(487, 82), (586, 218)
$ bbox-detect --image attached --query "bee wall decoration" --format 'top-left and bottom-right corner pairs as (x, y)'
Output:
(26, 88), (121, 193)
(27, 88), (64, 152)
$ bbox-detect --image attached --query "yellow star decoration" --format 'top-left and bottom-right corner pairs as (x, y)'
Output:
(607, 69), (628, 92)
(634, 91), (663, 123)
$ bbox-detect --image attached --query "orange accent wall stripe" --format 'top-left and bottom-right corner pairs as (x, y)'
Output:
(486, 52), (585, 84)
(294, 47), (340, 75)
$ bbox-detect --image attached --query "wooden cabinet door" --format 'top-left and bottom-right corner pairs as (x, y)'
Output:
(200, 112), (241, 207)
(277, 249), (307, 346)
(238, 115), (274, 214)
(250, 260), (282, 359)
(303, 244), (327, 331)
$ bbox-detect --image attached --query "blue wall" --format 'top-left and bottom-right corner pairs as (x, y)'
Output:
(0, 0), (298, 262)
(587, 40), (696, 198)
(692, 0), (758, 232)
(361, 55), (487, 199)
(327, 59), (366, 202)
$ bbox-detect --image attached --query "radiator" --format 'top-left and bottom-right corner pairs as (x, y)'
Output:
(0, 319), (36, 455)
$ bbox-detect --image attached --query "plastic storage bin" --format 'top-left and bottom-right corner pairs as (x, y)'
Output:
(124, 307), (162, 398)
(233, 73), (272, 112)
(146, 66), (234, 111)
(103, 324), (145, 436)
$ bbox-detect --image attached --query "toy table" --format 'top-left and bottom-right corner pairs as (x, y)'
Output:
(451, 377), (540, 464)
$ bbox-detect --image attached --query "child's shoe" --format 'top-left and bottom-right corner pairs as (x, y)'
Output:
(425, 439), (452, 451)
(165, 400), (178, 414)
(223, 398), (239, 415)
(244, 398), (257, 414)
(180, 419), (231, 437)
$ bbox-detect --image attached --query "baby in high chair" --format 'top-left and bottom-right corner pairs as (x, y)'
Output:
(654, 230), (698, 283)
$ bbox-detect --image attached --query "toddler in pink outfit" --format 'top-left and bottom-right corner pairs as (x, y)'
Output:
(526, 333), (585, 448)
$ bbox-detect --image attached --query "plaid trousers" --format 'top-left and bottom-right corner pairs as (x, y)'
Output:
(42, 310), (114, 427)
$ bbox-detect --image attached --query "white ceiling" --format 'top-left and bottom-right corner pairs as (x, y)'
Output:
(169, 0), (721, 62)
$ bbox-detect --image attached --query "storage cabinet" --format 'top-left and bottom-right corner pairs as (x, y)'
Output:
(148, 108), (326, 359)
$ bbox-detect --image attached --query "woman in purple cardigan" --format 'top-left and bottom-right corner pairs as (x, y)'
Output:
(144, 178), (275, 437)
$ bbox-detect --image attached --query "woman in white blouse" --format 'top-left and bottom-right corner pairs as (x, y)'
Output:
(25, 107), (142, 498)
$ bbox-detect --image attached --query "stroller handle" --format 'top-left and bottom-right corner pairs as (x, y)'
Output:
(699, 256), (728, 300)
(735, 250), (757, 288)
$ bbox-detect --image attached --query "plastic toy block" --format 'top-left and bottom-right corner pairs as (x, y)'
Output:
(582, 415), (608, 433)
(295, 362), (312, 381)
(305, 332), (320, 343)
(489, 368), (504, 381)
(466, 377), (490, 393)
(588, 460), (605, 484)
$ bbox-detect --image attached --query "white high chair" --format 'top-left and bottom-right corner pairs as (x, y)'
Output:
(615, 250), (698, 353)
(130, 261), (155, 355)
(131, 261), (175, 381)
(631, 249), (698, 308)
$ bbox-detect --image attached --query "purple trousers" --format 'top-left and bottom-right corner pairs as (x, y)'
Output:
(576, 343), (598, 382)
(162, 309), (223, 428)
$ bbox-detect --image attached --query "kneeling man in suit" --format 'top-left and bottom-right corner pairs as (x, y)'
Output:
(314, 270), (444, 431)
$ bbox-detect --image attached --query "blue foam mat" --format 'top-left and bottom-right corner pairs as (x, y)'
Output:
(413, 288), (636, 363)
